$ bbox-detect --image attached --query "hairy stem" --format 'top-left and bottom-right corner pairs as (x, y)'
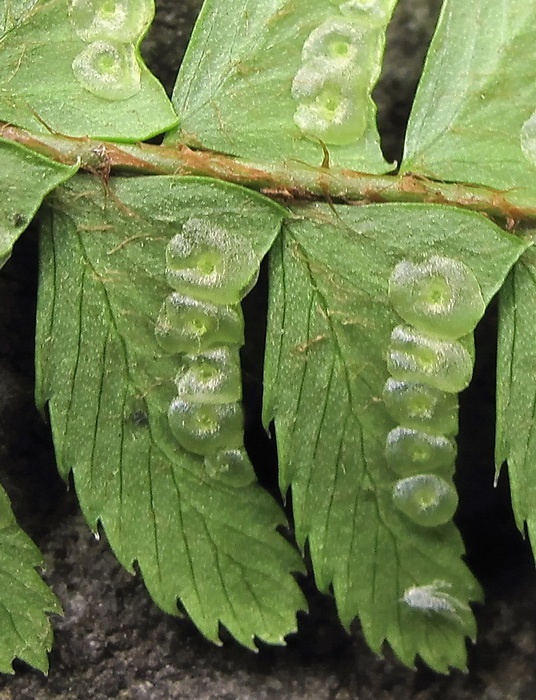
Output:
(1, 123), (532, 227)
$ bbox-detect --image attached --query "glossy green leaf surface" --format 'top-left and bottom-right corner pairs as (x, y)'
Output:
(402, 0), (536, 207)
(0, 0), (177, 140)
(496, 246), (536, 540)
(0, 139), (77, 268)
(36, 174), (306, 648)
(166, 0), (396, 172)
(0, 484), (61, 674)
(264, 202), (526, 672)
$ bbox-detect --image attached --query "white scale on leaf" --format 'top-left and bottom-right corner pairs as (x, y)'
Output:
(383, 379), (458, 435)
(69, 0), (152, 42)
(330, 0), (391, 23)
(300, 20), (368, 64)
(166, 219), (258, 305)
(154, 293), (244, 355)
(155, 218), (259, 488)
(402, 580), (469, 625)
(291, 3), (387, 145)
(167, 399), (243, 456)
(173, 348), (242, 404)
(387, 325), (473, 394)
(389, 256), (485, 339)
(205, 448), (256, 488)
(392, 474), (458, 527)
(385, 427), (456, 476)
(71, 41), (140, 101)
(69, 0), (151, 100)
(384, 255), (485, 528)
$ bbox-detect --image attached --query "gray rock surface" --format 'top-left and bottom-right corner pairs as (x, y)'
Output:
(1, 0), (536, 698)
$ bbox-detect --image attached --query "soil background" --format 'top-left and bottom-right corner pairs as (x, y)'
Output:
(0, 1), (535, 698)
